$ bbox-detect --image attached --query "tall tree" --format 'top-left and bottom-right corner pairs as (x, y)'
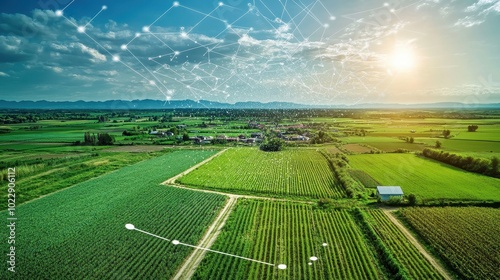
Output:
(435, 140), (442, 148)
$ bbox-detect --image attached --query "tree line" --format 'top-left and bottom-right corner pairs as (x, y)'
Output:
(79, 132), (114, 146)
(320, 151), (363, 198)
(421, 148), (499, 177)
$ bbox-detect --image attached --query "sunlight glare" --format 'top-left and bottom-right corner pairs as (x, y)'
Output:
(390, 47), (416, 72)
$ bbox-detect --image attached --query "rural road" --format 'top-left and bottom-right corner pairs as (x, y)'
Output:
(172, 195), (238, 280)
(382, 209), (453, 280)
(163, 148), (310, 279)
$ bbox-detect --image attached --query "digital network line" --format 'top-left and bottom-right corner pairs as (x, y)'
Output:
(55, 0), (418, 106)
(125, 224), (287, 270)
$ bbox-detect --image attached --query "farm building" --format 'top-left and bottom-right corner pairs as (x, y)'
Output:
(376, 186), (404, 201)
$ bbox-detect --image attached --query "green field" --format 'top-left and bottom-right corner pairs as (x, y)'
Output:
(1, 109), (499, 279)
(194, 200), (381, 280)
(178, 148), (344, 199)
(400, 207), (500, 280)
(0, 151), (169, 208)
(348, 154), (500, 201)
(359, 210), (444, 279)
(0, 150), (226, 279)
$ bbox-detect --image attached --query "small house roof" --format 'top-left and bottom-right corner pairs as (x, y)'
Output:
(376, 186), (403, 195)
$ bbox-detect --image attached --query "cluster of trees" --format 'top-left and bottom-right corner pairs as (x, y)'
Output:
(345, 128), (367, 137)
(405, 137), (414, 143)
(81, 132), (114, 146)
(147, 114), (174, 123)
(122, 130), (141, 136)
(310, 130), (335, 144)
(1, 111), (94, 124)
(97, 115), (109, 123)
(320, 151), (361, 198)
(442, 130), (451, 138)
(467, 125), (479, 132)
(259, 137), (284, 152)
(422, 148), (499, 177)
(435, 140), (442, 148)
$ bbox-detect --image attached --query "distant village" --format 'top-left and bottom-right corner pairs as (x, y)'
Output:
(147, 121), (311, 145)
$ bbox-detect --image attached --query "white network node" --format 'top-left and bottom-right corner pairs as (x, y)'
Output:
(125, 224), (135, 230)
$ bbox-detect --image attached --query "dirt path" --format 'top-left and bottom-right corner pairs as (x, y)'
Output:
(382, 209), (453, 280)
(172, 195), (238, 280)
(165, 183), (310, 203)
(163, 148), (311, 279)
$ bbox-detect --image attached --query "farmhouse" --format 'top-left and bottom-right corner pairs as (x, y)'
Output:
(376, 186), (404, 201)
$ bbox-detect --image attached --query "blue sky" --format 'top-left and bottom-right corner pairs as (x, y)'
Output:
(0, 0), (499, 105)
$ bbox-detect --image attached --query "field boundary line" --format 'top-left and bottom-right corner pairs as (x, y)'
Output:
(172, 195), (238, 280)
(382, 209), (453, 280)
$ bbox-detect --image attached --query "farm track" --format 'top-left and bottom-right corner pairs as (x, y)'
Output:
(163, 148), (317, 279)
(382, 209), (453, 280)
(172, 196), (238, 280)
(164, 148), (453, 279)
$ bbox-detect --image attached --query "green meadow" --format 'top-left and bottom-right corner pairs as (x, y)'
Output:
(348, 154), (500, 201)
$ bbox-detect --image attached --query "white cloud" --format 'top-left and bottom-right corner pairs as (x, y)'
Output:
(100, 70), (118, 76)
(48, 66), (63, 73)
(50, 43), (69, 51)
(481, 1), (500, 14)
(73, 43), (107, 63)
(465, 0), (497, 12)
(0, 71), (10, 77)
(456, 0), (500, 27)
(454, 16), (485, 27)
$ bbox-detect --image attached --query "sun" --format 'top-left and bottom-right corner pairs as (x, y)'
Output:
(390, 46), (417, 72)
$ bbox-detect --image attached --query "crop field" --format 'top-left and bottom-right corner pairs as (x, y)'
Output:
(418, 138), (500, 153)
(400, 207), (500, 280)
(348, 154), (500, 201)
(343, 144), (372, 153)
(1, 109), (499, 279)
(348, 170), (380, 189)
(0, 150), (226, 279)
(0, 152), (166, 208)
(194, 200), (381, 280)
(359, 210), (444, 279)
(178, 148), (344, 199)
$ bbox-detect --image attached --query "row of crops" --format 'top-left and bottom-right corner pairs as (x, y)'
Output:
(178, 148), (344, 199)
(356, 210), (444, 279)
(0, 152), (159, 209)
(400, 207), (500, 280)
(0, 150), (227, 279)
(193, 200), (381, 280)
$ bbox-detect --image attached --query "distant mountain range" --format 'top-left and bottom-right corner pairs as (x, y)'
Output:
(0, 99), (499, 110)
